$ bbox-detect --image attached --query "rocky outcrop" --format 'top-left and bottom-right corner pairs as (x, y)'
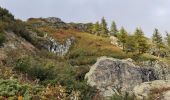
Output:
(45, 17), (63, 24)
(28, 17), (69, 29)
(0, 31), (37, 66)
(85, 57), (170, 98)
(28, 17), (93, 32)
(41, 36), (75, 56)
(149, 45), (168, 58)
(45, 17), (69, 29)
(110, 36), (122, 48)
(25, 30), (75, 56)
(68, 23), (93, 32)
(133, 80), (170, 100)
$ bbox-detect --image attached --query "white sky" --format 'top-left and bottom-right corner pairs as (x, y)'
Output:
(1, 0), (170, 37)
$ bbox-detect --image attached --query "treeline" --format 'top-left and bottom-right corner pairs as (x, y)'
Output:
(90, 17), (148, 53)
(116, 27), (149, 54)
(116, 27), (170, 56)
(90, 17), (170, 57)
(87, 17), (117, 36)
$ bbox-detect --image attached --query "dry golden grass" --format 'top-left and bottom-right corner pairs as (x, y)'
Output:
(38, 27), (74, 42)
(37, 26), (122, 53)
(36, 26), (128, 66)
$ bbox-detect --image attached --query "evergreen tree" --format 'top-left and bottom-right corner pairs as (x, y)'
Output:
(125, 35), (137, 53)
(152, 28), (164, 49)
(117, 27), (128, 51)
(165, 32), (170, 47)
(86, 23), (93, 33)
(134, 28), (149, 54)
(110, 21), (118, 36)
(100, 17), (108, 36)
(92, 22), (100, 35)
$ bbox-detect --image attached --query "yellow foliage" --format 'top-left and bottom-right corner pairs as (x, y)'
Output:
(18, 96), (23, 100)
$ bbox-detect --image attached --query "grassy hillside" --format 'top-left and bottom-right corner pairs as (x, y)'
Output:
(36, 26), (127, 65)
(0, 7), (168, 100)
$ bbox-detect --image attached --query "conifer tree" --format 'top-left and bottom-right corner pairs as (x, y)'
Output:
(134, 28), (149, 54)
(92, 22), (100, 35)
(165, 32), (170, 47)
(117, 27), (128, 51)
(110, 21), (118, 36)
(152, 28), (164, 49)
(125, 35), (137, 53)
(100, 17), (108, 36)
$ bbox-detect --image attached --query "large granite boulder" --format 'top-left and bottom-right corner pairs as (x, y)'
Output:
(85, 57), (170, 97)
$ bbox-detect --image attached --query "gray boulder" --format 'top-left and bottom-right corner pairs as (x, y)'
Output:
(85, 57), (170, 97)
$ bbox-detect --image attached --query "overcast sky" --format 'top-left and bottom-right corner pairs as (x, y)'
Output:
(0, 0), (170, 37)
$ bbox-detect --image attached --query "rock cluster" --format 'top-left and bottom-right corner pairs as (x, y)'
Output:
(110, 36), (122, 48)
(28, 17), (92, 32)
(68, 23), (92, 32)
(45, 17), (63, 24)
(85, 57), (170, 99)
(41, 36), (75, 56)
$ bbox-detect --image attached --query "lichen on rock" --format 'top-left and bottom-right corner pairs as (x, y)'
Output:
(41, 36), (75, 56)
(85, 56), (170, 98)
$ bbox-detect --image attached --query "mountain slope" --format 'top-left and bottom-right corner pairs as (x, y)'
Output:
(0, 7), (125, 99)
(1, 7), (170, 100)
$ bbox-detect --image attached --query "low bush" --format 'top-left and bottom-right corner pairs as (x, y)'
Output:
(132, 53), (158, 62)
(68, 49), (95, 59)
(0, 79), (43, 99)
(54, 77), (97, 100)
(0, 79), (70, 99)
(15, 57), (57, 81)
(0, 32), (5, 46)
(111, 93), (135, 100)
(0, 7), (14, 22)
(75, 66), (90, 81)
(69, 56), (96, 66)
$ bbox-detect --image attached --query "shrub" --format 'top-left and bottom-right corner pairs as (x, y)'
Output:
(0, 32), (5, 46)
(75, 66), (90, 81)
(54, 77), (97, 100)
(14, 55), (97, 99)
(0, 79), (31, 97)
(0, 79), (55, 99)
(15, 58), (29, 73)
(69, 57), (96, 66)
(29, 64), (56, 81)
(0, 7), (14, 22)
(77, 82), (97, 100)
(111, 93), (135, 100)
(132, 53), (157, 62)
(15, 57), (57, 81)
(0, 21), (9, 32)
